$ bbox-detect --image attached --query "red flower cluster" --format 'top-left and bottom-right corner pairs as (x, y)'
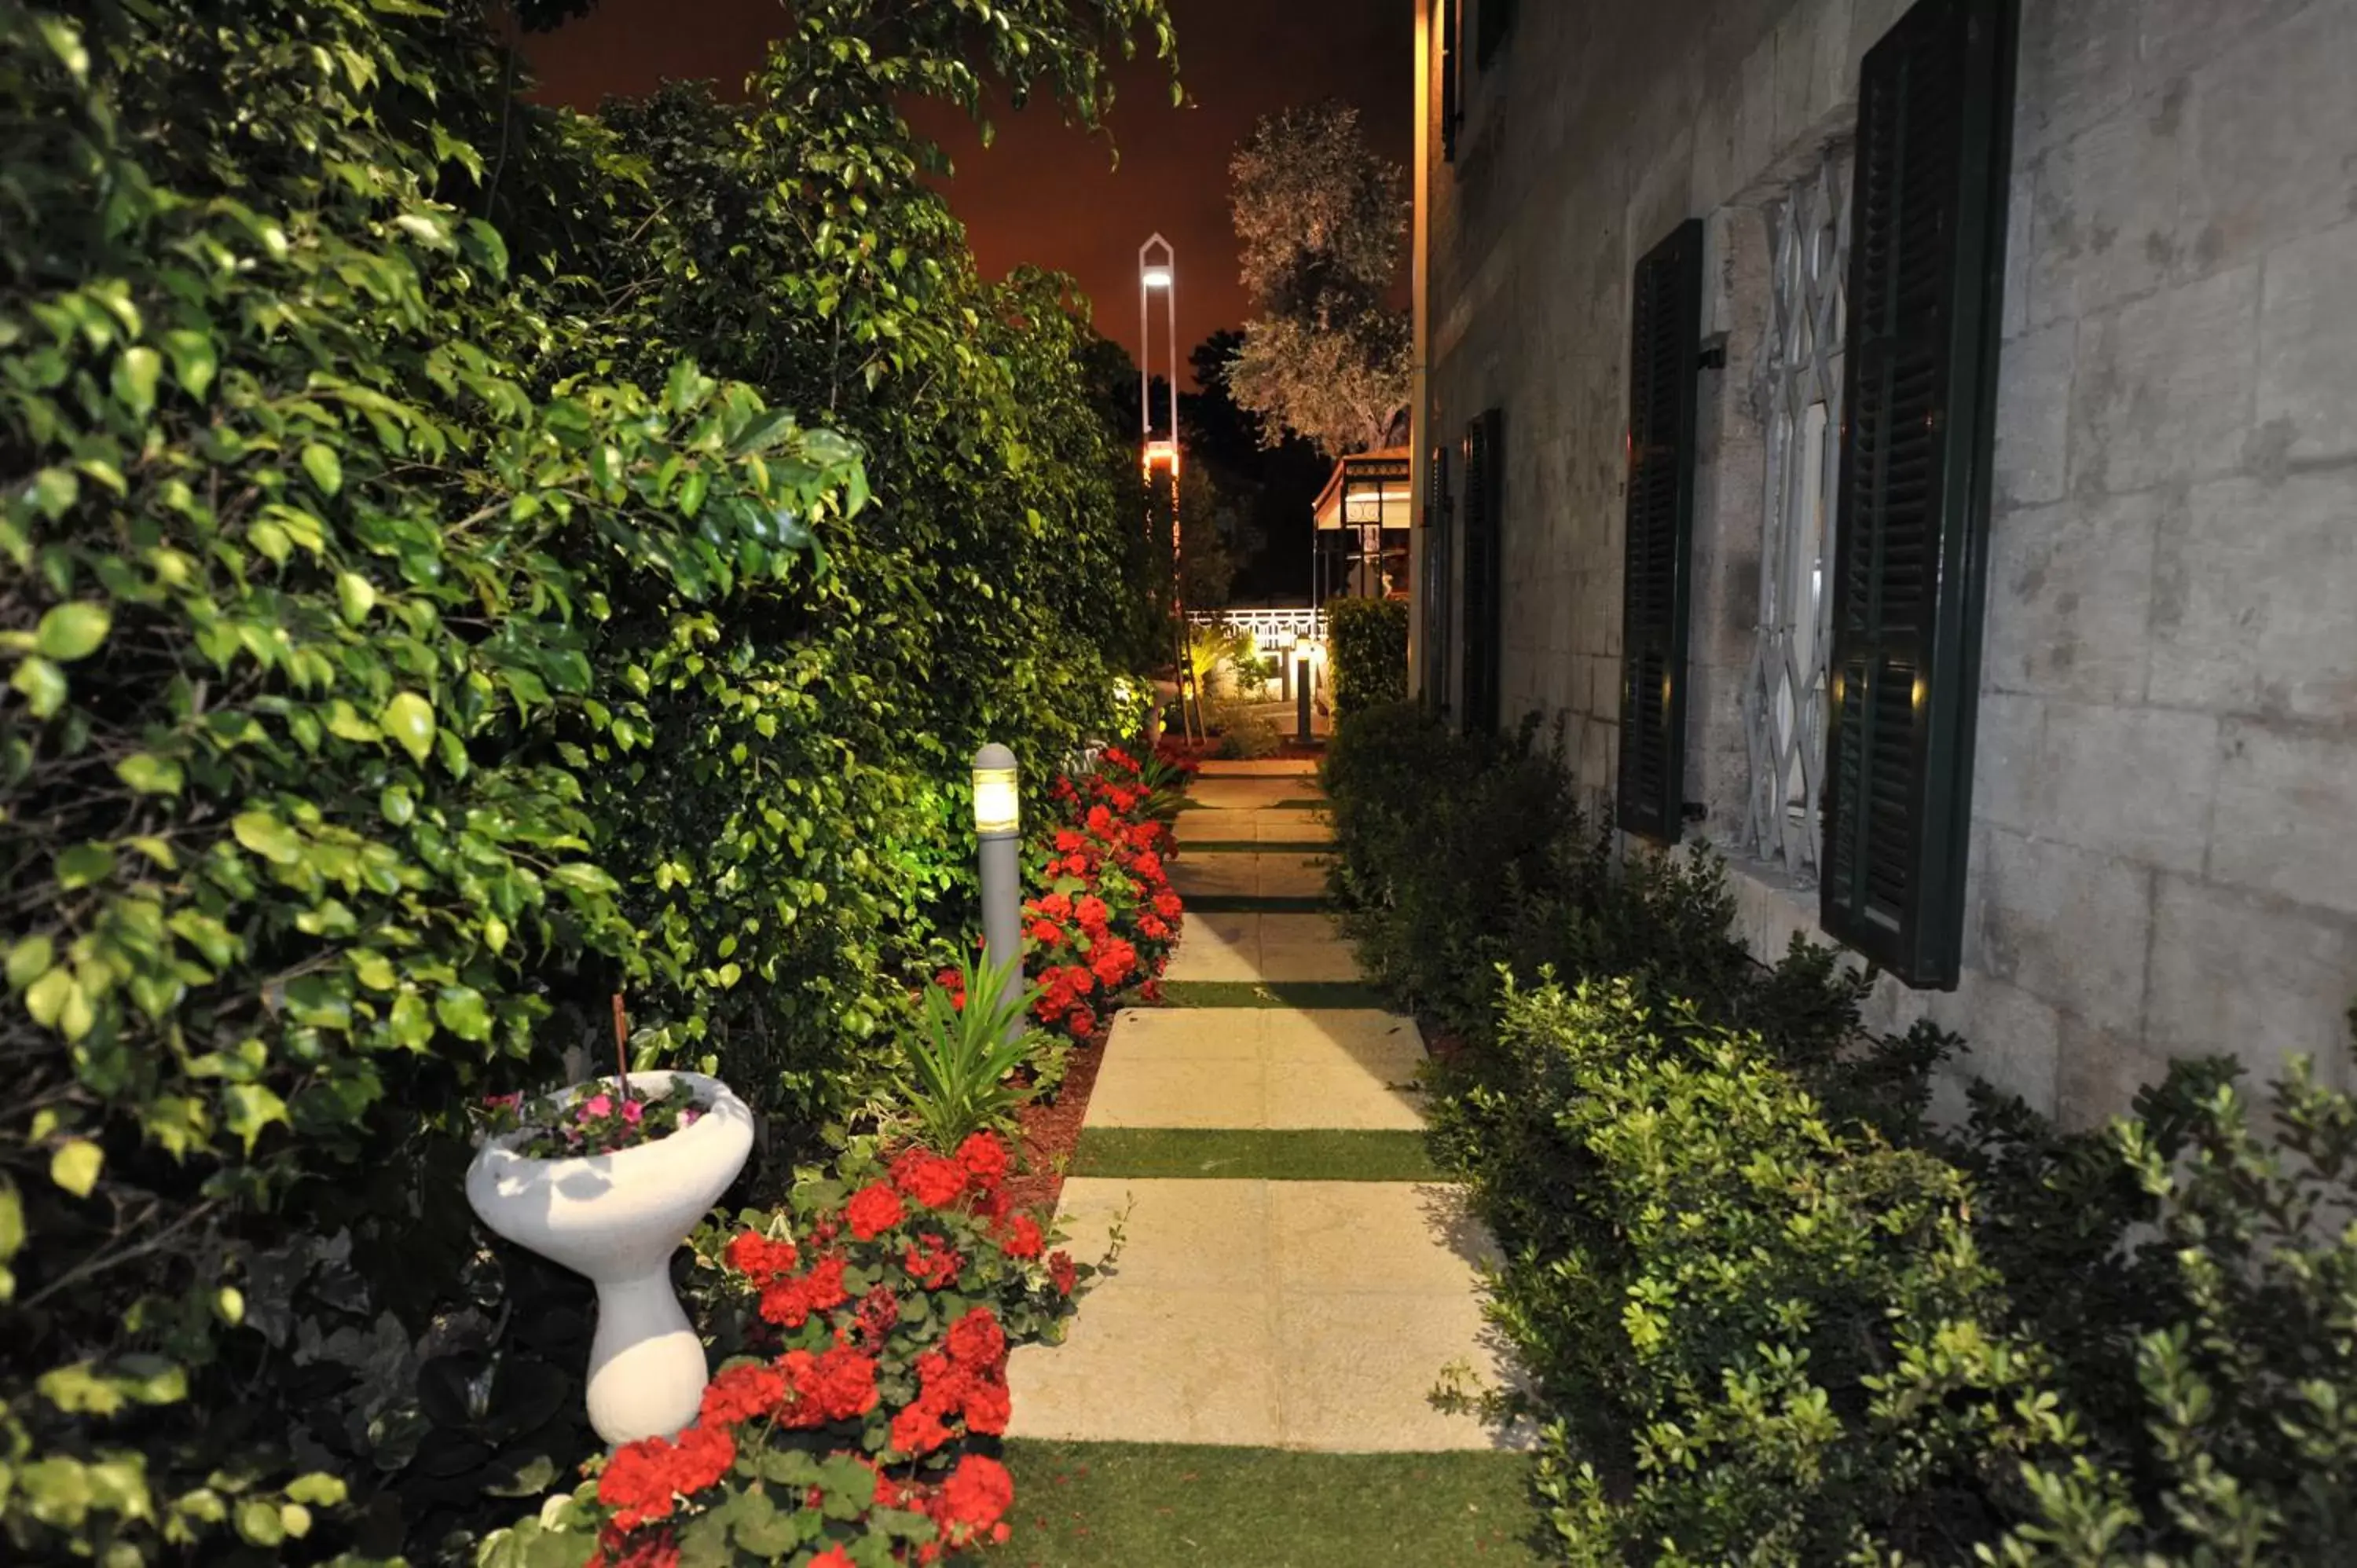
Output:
(581, 1130), (1070, 1566)
(598, 1423), (735, 1530)
(1022, 750), (1186, 1042)
(889, 1306), (1013, 1456)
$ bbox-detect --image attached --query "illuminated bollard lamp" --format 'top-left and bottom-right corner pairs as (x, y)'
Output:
(973, 743), (1024, 1039)
(1295, 639), (1314, 744)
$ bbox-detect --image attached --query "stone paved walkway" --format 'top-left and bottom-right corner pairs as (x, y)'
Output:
(1008, 759), (1527, 1453)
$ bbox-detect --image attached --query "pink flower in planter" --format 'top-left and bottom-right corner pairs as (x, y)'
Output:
(581, 1094), (614, 1119)
(621, 1099), (645, 1125)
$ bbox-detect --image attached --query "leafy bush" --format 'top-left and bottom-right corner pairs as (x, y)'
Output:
(1325, 597), (1408, 719)
(1481, 977), (2070, 1563)
(0, 0), (1176, 1560)
(1208, 698), (1281, 759)
(482, 1130), (1094, 1566)
(1326, 702), (2357, 1566)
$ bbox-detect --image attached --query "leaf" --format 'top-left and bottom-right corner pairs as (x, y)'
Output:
(223, 1084), (290, 1152)
(0, 1180), (20, 1264)
(434, 984), (492, 1041)
(115, 753), (183, 795)
(379, 783), (416, 825)
(50, 1139), (102, 1198)
(5, 934), (53, 991)
(55, 842), (116, 889)
(301, 443), (343, 496)
(337, 571), (376, 625)
(727, 407), (796, 456)
(35, 602), (110, 661)
(231, 810), (302, 864)
(10, 657), (67, 718)
(112, 345), (160, 416)
(380, 691), (436, 764)
(162, 328), (217, 399)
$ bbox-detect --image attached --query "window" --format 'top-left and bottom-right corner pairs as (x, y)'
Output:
(1422, 443), (1453, 711)
(1440, 0), (1461, 163)
(1459, 410), (1504, 734)
(1475, 0), (1516, 68)
(1739, 146), (1851, 878)
(1616, 220), (1705, 842)
(1820, 0), (2017, 987)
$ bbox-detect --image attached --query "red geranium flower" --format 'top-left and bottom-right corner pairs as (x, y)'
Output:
(698, 1359), (786, 1426)
(1066, 1005), (1096, 1039)
(945, 1307), (1007, 1370)
(955, 1130), (1009, 1191)
(890, 1149), (969, 1210)
(1048, 1250), (1078, 1295)
(723, 1230), (798, 1283)
(808, 1548), (855, 1568)
(759, 1255), (850, 1327)
(937, 1453), (1016, 1543)
(997, 1213), (1044, 1260)
(845, 1182), (905, 1240)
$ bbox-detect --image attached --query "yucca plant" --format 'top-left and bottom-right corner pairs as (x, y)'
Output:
(900, 955), (1050, 1150)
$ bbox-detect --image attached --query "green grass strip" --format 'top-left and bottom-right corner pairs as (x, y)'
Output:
(1179, 894), (1333, 914)
(1154, 980), (1393, 1010)
(997, 1441), (1545, 1566)
(1171, 840), (1333, 853)
(1070, 1127), (1439, 1181)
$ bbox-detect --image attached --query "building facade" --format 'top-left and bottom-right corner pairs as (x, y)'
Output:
(1412, 0), (2357, 1125)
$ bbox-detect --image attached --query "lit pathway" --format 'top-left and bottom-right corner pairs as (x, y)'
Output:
(1007, 758), (1530, 1459)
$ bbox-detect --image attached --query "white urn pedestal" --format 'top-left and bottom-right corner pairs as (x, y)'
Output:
(464, 1071), (753, 1445)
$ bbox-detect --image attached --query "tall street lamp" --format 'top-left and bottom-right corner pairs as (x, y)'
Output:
(1139, 233), (1190, 740)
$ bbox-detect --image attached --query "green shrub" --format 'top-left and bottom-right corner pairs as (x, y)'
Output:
(1208, 698), (1280, 759)
(1325, 597), (1409, 719)
(0, 0), (1177, 1560)
(1481, 977), (2069, 1563)
(1327, 698), (2357, 1566)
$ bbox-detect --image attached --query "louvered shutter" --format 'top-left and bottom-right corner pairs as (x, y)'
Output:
(1441, 0), (1461, 162)
(1615, 219), (1704, 842)
(1422, 443), (1453, 711)
(1820, 0), (2016, 987)
(1460, 410), (1504, 734)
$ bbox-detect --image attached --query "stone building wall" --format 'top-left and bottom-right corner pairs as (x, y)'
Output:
(1423, 0), (2357, 1123)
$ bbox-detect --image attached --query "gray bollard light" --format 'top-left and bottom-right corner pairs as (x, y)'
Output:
(971, 743), (1023, 1040)
(1295, 643), (1314, 743)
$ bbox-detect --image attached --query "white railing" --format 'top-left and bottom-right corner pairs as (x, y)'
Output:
(1186, 606), (1326, 646)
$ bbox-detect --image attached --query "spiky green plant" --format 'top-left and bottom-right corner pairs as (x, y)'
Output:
(900, 955), (1050, 1150)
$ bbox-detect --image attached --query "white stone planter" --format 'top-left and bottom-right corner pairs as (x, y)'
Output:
(464, 1071), (753, 1445)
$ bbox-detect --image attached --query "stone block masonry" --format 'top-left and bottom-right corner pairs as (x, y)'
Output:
(1423, 0), (2357, 1126)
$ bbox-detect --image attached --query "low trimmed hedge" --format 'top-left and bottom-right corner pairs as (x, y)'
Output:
(1325, 597), (1408, 721)
(1325, 701), (2357, 1566)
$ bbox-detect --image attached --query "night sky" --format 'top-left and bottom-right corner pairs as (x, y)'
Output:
(520, 0), (1412, 383)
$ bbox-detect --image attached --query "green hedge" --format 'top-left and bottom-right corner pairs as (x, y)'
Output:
(0, 1), (1176, 1560)
(1325, 597), (1409, 720)
(1325, 701), (2357, 1566)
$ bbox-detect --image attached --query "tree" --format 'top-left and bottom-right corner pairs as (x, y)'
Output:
(1222, 101), (1411, 458)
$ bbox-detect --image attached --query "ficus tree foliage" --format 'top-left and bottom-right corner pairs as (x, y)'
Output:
(0, 0), (1176, 1559)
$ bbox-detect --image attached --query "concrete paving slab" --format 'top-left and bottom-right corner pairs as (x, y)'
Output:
(1087, 1055), (1269, 1128)
(1010, 1179), (1529, 1453)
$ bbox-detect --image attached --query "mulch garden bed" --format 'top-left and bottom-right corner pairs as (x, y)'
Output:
(1006, 1022), (1110, 1217)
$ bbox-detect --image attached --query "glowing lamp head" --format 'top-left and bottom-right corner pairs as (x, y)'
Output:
(1143, 439), (1179, 474)
(1142, 266), (1174, 289)
(971, 743), (1020, 837)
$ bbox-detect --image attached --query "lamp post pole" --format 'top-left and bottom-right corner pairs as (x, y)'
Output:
(1140, 234), (1191, 742)
(971, 743), (1022, 1043)
(1296, 643), (1314, 743)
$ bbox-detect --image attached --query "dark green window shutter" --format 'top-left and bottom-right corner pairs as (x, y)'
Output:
(1821, 0), (2016, 987)
(1441, 0), (1461, 162)
(1615, 219), (1704, 843)
(1460, 410), (1504, 734)
(1422, 443), (1453, 711)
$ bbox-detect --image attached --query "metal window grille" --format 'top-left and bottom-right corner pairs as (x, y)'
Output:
(1739, 146), (1851, 879)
